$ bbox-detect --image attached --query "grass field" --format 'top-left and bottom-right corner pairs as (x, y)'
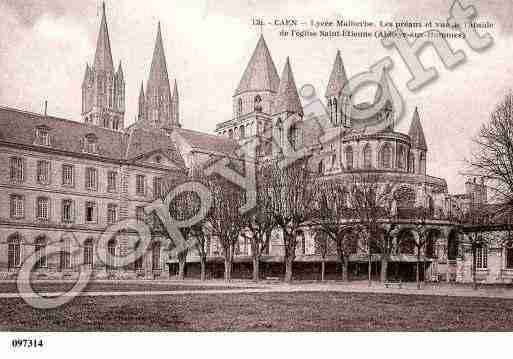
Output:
(2, 290), (513, 331)
(0, 282), (247, 294)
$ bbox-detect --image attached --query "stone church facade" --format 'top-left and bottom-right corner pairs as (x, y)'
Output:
(1, 4), (512, 282)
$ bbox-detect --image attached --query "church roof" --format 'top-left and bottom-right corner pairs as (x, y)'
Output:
(174, 128), (239, 156)
(325, 50), (347, 98)
(234, 35), (280, 96)
(272, 57), (304, 116)
(93, 3), (114, 72)
(146, 22), (171, 98)
(408, 107), (427, 150)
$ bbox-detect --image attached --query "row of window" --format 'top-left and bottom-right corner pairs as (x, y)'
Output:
(9, 157), (164, 197)
(10, 195), (120, 224)
(7, 235), (161, 271)
(318, 144), (427, 174)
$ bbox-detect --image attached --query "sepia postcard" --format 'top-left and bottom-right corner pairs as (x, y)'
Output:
(0, 0), (512, 357)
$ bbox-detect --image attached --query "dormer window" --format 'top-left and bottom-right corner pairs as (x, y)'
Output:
(35, 126), (50, 146)
(84, 134), (98, 154)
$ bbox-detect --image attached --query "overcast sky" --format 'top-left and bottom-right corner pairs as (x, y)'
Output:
(1, 0), (512, 194)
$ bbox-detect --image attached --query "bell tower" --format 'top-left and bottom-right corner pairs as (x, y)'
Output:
(81, 3), (125, 131)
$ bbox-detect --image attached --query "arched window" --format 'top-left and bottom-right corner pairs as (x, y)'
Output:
(276, 118), (283, 147)
(35, 236), (47, 269)
(333, 98), (338, 124)
(237, 98), (243, 116)
(331, 154), (337, 169)
(506, 243), (513, 269)
(152, 242), (161, 270)
(345, 146), (354, 170)
(420, 152), (426, 174)
(84, 238), (94, 268)
(448, 232), (459, 261)
(408, 152), (415, 173)
(107, 238), (116, 269)
(254, 95), (262, 112)
(399, 231), (415, 255)
(397, 146), (405, 169)
(239, 125), (245, 139)
(380, 144), (392, 169)
(7, 234), (21, 270)
(318, 160), (324, 175)
(363, 144), (372, 169)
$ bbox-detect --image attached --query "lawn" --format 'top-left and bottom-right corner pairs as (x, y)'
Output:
(1, 291), (513, 331)
(0, 282), (246, 294)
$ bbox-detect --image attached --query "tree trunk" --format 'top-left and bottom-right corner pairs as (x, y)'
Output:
(285, 256), (294, 283)
(224, 258), (232, 282)
(178, 254), (187, 280)
(200, 255), (207, 281)
(380, 255), (388, 283)
(472, 246), (478, 290)
(321, 259), (326, 282)
(416, 253), (421, 290)
(342, 259), (349, 282)
(368, 253), (372, 287)
(178, 256), (186, 280)
(252, 256), (260, 282)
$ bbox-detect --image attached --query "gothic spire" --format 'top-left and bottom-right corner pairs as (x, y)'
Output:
(93, 2), (114, 72)
(172, 79), (180, 126)
(138, 81), (145, 120)
(235, 35), (280, 96)
(117, 61), (124, 81)
(146, 21), (171, 98)
(325, 50), (347, 98)
(82, 63), (91, 87)
(409, 107), (428, 150)
(273, 57), (303, 116)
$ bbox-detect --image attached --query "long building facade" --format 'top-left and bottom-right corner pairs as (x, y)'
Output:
(1, 4), (512, 283)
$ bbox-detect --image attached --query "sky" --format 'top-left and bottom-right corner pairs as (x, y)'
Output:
(0, 0), (512, 194)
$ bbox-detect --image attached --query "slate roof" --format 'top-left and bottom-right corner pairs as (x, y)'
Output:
(234, 35), (280, 96)
(0, 106), (185, 167)
(272, 57), (304, 116)
(174, 127), (240, 156)
(325, 50), (347, 98)
(408, 107), (427, 150)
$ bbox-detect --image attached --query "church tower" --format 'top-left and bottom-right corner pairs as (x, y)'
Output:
(325, 50), (350, 127)
(272, 57), (304, 153)
(138, 23), (180, 129)
(82, 3), (125, 131)
(408, 107), (428, 175)
(216, 35), (279, 140)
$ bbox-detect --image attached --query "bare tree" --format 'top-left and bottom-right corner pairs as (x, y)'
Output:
(471, 92), (513, 204)
(204, 173), (246, 282)
(264, 157), (316, 282)
(347, 173), (398, 285)
(310, 177), (356, 282)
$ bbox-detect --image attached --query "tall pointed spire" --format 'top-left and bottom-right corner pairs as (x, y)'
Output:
(147, 21), (171, 98)
(409, 107), (427, 150)
(235, 35), (280, 96)
(325, 50), (347, 98)
(117, 61), (124, 80)
(273, 57), (303, 116)
(138, 81), (145, 120)
(93, 2), (114, 72)
(172, 79), (179, 126)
